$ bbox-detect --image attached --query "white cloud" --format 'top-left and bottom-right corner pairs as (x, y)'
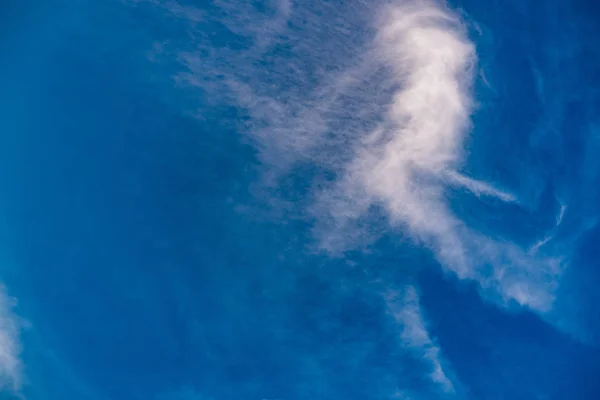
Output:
(0, 285), (24, 394)
(386, 286), (455, 394)
(137, 0), (579, 396)
(155, 0), (564, 310)
(309, 0), (562, 311)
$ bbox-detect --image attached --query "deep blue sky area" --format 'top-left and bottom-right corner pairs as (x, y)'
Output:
(2, 1), (600, 399)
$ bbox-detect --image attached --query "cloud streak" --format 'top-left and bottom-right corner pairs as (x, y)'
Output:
(386, 286), (456, 394)
(0, 285), (24, 394)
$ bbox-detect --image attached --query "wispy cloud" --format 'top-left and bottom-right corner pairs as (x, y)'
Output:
(150, 0), (563, 328)
(153, 0), (565, 313)
(133, 0), (584, 397)
(314, 1), (563, 313)
(386, 286), (456, 394)
(0, 285), (24, 394)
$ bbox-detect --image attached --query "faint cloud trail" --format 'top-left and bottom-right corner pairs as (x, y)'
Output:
(386, 286), (457, 394)
(0, 284), (24, 395)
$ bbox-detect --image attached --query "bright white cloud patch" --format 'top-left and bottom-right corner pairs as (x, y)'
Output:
(156, 0), (562, 309)
(320, 0), (562, 312)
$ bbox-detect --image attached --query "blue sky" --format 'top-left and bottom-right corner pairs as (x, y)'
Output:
(1, 0), (600, 399)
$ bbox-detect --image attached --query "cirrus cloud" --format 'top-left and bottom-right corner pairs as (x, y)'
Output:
(145, 0), (564, 346)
